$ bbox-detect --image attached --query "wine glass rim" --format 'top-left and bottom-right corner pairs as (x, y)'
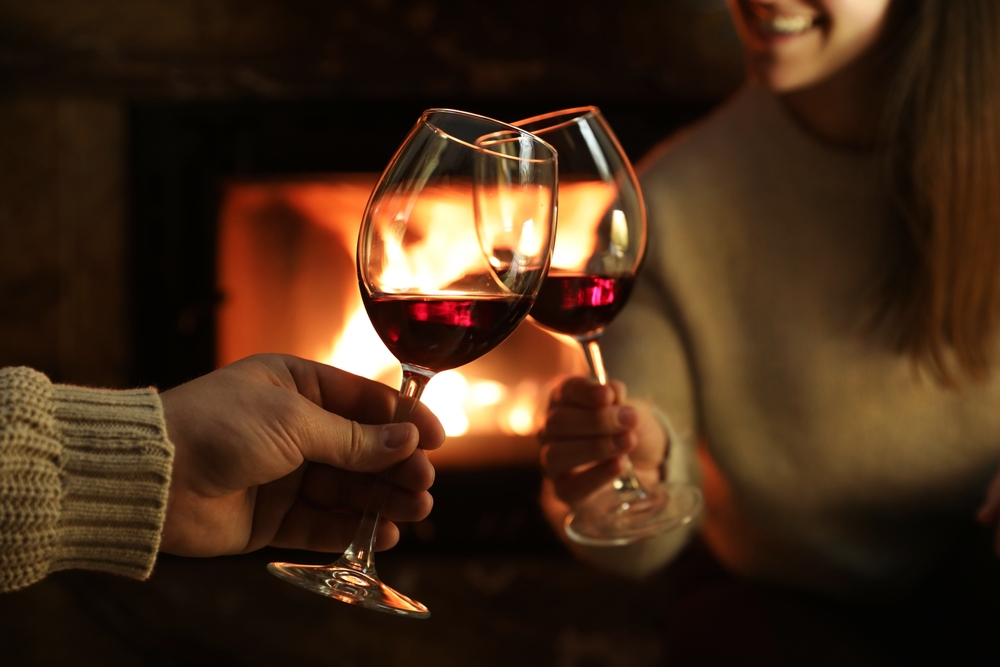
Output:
(511, 106), (603, 136)
(420, 108), (558, 164)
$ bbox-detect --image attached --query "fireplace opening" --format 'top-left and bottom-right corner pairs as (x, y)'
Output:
(129, 97), (713, 554)
(216, 173), (589, 468)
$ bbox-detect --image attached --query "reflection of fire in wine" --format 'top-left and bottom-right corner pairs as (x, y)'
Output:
(361, 293), (534, 373)
(217, 176), (607, 442)
(531, 273), (635, 337)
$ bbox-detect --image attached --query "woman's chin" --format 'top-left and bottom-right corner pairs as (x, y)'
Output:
(747, 61), (831, 94)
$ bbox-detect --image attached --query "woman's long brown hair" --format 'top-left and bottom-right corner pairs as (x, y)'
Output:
(880, 0), (1000, 384)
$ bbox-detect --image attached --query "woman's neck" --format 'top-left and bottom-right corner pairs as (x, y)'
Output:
(778, 55), (888, 150)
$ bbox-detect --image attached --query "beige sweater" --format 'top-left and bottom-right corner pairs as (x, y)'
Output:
(0, 367), (173, 592)
(596, 85), (1000, 595)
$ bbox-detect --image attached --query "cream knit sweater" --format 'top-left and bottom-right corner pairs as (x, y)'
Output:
(592, 85), (1000, 595)
(0, 366), (173, 592)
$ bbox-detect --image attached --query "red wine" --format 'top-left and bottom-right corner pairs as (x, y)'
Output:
(530, 273), (635, 337)
(362, 293), (534, 372)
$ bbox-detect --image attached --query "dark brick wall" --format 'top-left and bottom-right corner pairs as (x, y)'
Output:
(0, 0), (742, 100)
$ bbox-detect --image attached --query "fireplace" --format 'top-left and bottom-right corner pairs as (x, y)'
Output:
(128, 99), (711, 470)
(0, 3), (750, 662)
(215, 172), (588, 468)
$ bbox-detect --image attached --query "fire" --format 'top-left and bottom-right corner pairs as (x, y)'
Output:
(218, 175), (603, 442)
(368, 182), (553, 296)
(323, 309), (505, 437)
(325, 304), (400, 387)
(325, 179), (614, 435)
(324, 313), (516, 437)
(326, 180), (551, 437)
(372, 185), (488, 294)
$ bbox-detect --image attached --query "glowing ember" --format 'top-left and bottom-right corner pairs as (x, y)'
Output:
(506, 405), (535, 436)
(421, 371), (470, 436)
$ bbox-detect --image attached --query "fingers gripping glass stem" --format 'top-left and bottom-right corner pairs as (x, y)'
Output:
(582, 337), (644, 496)
(565, 336), (703, 546)
(266, 368), (434, 619)
(339, 368), (431, 573)
(567, 334), (703, 546)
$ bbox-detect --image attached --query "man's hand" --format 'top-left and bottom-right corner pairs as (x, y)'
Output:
(158, 354), (445, 557)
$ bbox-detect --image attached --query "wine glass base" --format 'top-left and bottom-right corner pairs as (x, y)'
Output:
(564, 482), (703, 547)
(267, 561), (431, 619)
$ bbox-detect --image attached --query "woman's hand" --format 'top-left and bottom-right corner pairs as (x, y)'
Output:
(538, 376), (668, 507)
(158, 354), (445, 558)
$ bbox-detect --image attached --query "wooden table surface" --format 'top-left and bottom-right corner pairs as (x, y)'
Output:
(1, 468), (998, 666)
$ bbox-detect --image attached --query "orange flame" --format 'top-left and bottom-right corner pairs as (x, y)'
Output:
(218, 176), (602, 440)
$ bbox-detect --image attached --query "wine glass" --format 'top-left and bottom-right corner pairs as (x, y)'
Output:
(513, 107), (702, 546)
(268, 109), (558, 618)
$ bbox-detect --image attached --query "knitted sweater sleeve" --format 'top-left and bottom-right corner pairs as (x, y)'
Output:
(0, 367), (174, 592)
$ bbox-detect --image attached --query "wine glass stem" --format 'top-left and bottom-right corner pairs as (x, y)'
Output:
(581, 337), (644, 496)
(337, 365), (434, 574)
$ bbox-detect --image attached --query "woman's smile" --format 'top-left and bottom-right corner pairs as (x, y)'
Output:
(727, 0), (891, 92)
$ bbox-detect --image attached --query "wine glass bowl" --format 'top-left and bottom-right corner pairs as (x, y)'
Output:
(513, 107), (703, 546)
(359, 120), (556, 375)
(268, 109), (558, 617)
(515, 107), (643, 344)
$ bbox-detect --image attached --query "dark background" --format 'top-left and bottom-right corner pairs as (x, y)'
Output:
(3, 2), (1000, 665)
(0, 2), (746, 665)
